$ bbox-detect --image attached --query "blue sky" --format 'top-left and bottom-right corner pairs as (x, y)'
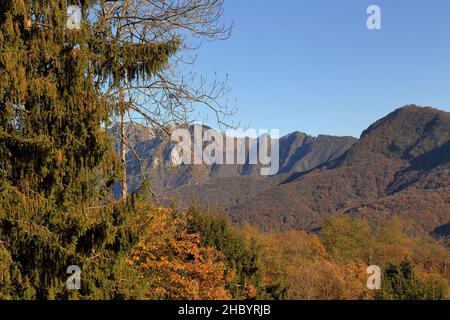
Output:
(192, 0), (450, 137)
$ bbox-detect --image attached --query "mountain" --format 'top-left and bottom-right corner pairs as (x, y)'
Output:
(118, 124), (356, 193)
(223, 105), (450, 236)
(119, 105), (450, 242)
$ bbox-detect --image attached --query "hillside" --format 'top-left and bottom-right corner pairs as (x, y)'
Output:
(117, 125), (356, 194)
(119, 105), (449, 241)
(225, 105), (450, 236)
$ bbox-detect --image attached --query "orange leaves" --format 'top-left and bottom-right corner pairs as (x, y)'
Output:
(71, 48), (81, 60)
(120, 206), (450, 300)
(24, 17), (32, 30)
(256, 229), (373, 300)
(128, 208), (232, 300)
(56, 149), (63, 164)
(242, 282), (258, 299)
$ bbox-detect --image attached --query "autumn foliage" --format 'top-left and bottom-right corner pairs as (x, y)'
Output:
(126, 207), (448, 301)
(256, 214), (449, 300)
(0, 1), (448, 301)
(127, 209), (232, 300)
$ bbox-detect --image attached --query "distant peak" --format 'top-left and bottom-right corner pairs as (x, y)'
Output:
(282, 131), (307, 138)
(361, 105), (447, 138)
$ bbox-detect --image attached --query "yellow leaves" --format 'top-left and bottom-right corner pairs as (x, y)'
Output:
(341, 261), (374, 300)
(30, 77), (57, 102)
(309, 234), (328, 258)
(24, 16), (32, 31)
(255, 214), (450, 300)
(4, 15), (15, 37)
(6, 65), (28, 103)
(128, 208), (232, 300)
(12, 0), (26, 15)
(256, 229), (373, 300)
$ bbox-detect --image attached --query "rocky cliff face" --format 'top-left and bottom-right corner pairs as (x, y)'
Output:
(114, 105), (450, 243)
(115, 123), (356, 193)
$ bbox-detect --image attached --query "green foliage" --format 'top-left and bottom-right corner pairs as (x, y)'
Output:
(320, 214), (374, 263)
(0, 181), (152, 299)
(0, 0), (177, 299)
(376, 258), (447, 300)
(0, 1), (447, 302)
(260, 279), (289, 300)
(186, 205), (268, 299)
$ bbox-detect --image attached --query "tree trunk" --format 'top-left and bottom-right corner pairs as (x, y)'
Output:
(121, 110), (128, 201)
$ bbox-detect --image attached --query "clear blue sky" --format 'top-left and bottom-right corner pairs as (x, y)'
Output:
(193, 0), (450, 137)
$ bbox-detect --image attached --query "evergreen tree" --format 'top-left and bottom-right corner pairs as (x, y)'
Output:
(376, 258), (447, 300)
(186, 205), (269, 299)
(0, 0), (178, 299)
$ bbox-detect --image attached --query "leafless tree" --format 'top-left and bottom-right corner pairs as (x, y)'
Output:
(86, 0), (235, 200)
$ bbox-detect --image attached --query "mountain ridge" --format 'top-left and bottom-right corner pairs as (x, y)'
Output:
(224, 105), (449, 235)
(118, 105), (450, 243)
